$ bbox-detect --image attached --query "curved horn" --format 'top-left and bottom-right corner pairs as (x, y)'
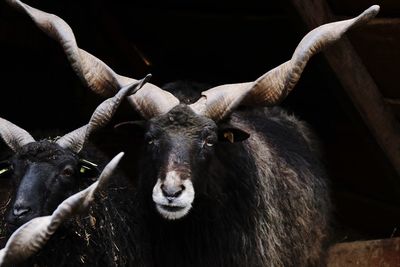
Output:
(56, 76), (150, 153)
(0, 118), (35, 152)
(0, 152), (124, 267)
(190, 5), (380, 121)
(6, 0), (179, 119)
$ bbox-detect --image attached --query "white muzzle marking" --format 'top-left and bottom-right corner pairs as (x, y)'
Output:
(152, 171), (195, 220)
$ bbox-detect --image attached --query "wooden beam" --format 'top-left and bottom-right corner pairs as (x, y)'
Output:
(347, 18), (400, 99)
(385, 98), (400, 119)
(327, 237), (400, 266)
(289, 0), (400, 177)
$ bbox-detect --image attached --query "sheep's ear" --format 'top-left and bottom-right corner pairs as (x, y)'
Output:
(113, 121), (146, 137)
(218, 127), (250, 143)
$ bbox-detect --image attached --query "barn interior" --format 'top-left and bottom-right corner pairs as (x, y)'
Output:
(0, 0), (399, 262)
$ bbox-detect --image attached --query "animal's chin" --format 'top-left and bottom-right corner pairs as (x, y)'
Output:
(155, 203), (191, 220)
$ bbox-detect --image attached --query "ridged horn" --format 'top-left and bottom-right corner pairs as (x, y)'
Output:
(56, 75), (150, 153)
(6, 0), (179, 119)
(0, 118), (35, 152)
(0, 152), (124, 267)
(190, 5), (380, 121)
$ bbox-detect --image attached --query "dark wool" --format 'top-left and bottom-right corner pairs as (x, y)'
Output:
(1, 81), (331, 266)
(112, 81), (332, 267)
(17, 181), (137, 267)
(0, 140), (137, 267)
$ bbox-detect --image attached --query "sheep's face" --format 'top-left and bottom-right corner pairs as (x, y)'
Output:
(118, 105), (249, 220)
(2, 140), (97, 231)
(146, 106), (217, 220)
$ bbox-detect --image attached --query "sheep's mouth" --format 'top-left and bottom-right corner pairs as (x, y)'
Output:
(152, 177), (195, 220)
(155, 203), (191, 220)
(159, 204), (185, 212)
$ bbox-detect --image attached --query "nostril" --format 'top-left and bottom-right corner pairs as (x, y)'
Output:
(13, 207), (31, 217)
(161, 184), (184, 199)
(172, 189), (182, 198)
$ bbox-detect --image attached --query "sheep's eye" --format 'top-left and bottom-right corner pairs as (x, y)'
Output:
(204, 138), (215, 148)
(61, 167), (74, 176)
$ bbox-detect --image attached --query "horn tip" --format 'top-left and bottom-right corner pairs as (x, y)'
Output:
(368, 4), (380, 14)
(363, 5), (380, 18)
(129, 74), (152, 95)
(139, 73), (152, 87)
(113, 151), (125, 164)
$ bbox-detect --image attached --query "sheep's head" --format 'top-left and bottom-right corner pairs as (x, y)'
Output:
(0, 78), (148, 231)
(2, 140), (98, 230)
(116, 104), (250, 220)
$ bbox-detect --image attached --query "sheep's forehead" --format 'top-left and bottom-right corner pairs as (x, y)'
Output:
(16, 140), (78, 163)
(151, 104), (217, 134)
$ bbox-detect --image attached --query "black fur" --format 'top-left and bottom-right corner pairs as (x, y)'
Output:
(1, 80), (331, 266)
(112, 81), (331, 267)
(0, 138), (136, 267)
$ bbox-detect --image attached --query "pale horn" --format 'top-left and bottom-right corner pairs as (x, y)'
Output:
(6, 0), (179, 119)
(0, 118), (35, 152)
(56, 75), (150, 153)
(190, 5), (380, 121)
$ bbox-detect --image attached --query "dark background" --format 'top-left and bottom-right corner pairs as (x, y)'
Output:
(1, 0), (400, 242)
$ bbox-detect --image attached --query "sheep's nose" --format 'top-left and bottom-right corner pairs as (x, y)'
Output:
(13, 206), (31, 218)
(161, 184), (184, 201)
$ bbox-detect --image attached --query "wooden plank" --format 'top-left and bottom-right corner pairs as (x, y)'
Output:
(289, 0), (400, 177)
(385, 98), (400, 119)
(347, 19), (400, 99)
(327, 237), (400, 267)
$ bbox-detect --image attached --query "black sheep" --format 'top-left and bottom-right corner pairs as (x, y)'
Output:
(0, 79), (147, 266)
(6, 1), (379, 266)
